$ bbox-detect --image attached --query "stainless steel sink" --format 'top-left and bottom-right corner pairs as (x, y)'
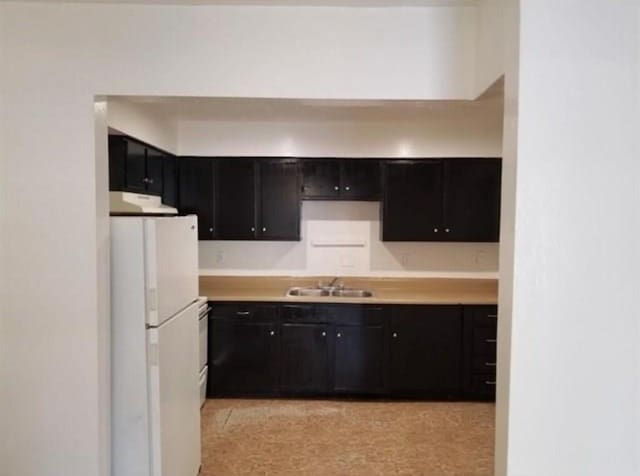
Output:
(330, 289), (374, 298)
(286, 287), (373, 298)
(286, 287), (331, 297)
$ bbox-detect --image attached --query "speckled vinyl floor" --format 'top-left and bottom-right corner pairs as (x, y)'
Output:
(200, 399), (494, 476)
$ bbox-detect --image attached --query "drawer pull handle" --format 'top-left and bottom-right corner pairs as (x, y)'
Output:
(237, 311), (250, 316)
(484, 362), (497, 367)
(485, 381), (497, 385)
(485, 338), (497, 343)
(487, 314), (497, 318)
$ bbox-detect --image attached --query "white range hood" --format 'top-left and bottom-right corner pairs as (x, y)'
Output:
(109, 191), (178, 215)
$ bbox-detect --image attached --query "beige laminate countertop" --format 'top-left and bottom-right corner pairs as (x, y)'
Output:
(199, 276), (498, 305)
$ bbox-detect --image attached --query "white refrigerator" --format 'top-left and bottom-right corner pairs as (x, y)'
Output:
(111, 215), (201, 476)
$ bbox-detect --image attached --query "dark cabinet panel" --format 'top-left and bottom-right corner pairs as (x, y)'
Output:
(382, 160), (443, 241)
(217, 159), (257, 240)
(280, 323), (330, 394)
(259, 159), (301, 240)
(162, 156), (178, 208)
(333, 324), (386, 394)
(389, 305), (462, 395)
(124, 139), (147, 193)
(145, 147), (164, 196)
(340, 159), (380, 200)
(178, 158), (216, 240)
(302, 160), (341, 199)
(443, 159), (501, 242)
(108, 135), (126, 191)
(108, 135), (172, 198)
(208, 317), (279, 396)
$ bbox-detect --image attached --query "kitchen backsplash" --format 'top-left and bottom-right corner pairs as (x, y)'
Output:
(199, 201), (498, 278)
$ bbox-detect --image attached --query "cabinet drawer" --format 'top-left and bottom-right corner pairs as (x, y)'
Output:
(472, 327), (497, 356)
(472, 306), (498, 329)
(470, 374), (497, 398)
(281, 304), (316, 322)
(318, 304), (385, 326)
(472, 355), (497, 373)
(210, 302), (278, 322)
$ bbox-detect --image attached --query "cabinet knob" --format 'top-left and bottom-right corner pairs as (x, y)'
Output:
(251, 227), (255, 232)
(337, 332), (342, 338)
(445, 228), (450, 233)
(345, 186), (350, 191)
(433, 228), (439, 233)
(321, 331), (326, 337)
(147, 178), (154, 184)
(334, 186), (340, 191)
(392, 332), (398, 338)
(269, 330), (275, 336)
(209, 227), (213, 232)
(262, 227), (267, 232)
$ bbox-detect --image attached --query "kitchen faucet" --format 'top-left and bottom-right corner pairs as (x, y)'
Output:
(319, 277), (344, 290)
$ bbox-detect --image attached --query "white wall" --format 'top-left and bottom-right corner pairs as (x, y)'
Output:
(107, 100), (178, 154)
(177, 106), (503, 157)
(474, 0), (505, 96)
(200, 201), (499, 277)
(0, 3), (482, 475)
(496, 1), (640, 475)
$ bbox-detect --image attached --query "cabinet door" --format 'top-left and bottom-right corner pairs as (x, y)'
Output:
(390, 305), (462, 396)
(125, 139), (147, 193)
(382, 160), (443, 241)
(340, 159), (380, 200)
(259, 159), (301, 240)
(108, 135), (126, 191)
(217, 159), (256, 240)
(301, 159), (341, 199)
(443, 159), (501, 242)
(145, 147), (164, 196)
(280, 323), (330, 394)
(333, 324), (386, 394)
(178, 158), (216, 240)
(162, 156), (178, 208)
(208, 318), (279, 396)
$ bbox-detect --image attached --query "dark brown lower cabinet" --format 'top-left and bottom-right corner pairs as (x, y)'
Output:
(280, 323), (331, 394)
(207, 301), (493, 400)
(463, 305), (498, 400)
(208, 316), (279, 396)
(389, 306), (462, 397)
(333, 324), (387, 394)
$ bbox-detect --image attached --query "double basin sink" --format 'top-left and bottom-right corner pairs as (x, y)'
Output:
(286, 286), (374, 298)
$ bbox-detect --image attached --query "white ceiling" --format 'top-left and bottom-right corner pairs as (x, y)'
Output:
(3, 0), (479, 6)
(111, 94), (503, 123)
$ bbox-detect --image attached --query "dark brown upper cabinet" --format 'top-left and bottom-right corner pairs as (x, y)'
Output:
(382, 158), (501, 242)
(178, 157), (217, 240)
(217, 158), (301, 241)
(259, 159), (301, 240)
(443, 159), (502, 242)
(108, 135), (169, 196)
(162, 156), (178, 208)
(382, 160), (444, 241)
(340, 159), (380, 200)
(217, 159), (257, 240)
(302, 159), (380, 200)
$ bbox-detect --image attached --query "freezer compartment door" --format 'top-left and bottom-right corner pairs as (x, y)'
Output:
(147, 302), (201, 476)
(145, 215), (198, 326)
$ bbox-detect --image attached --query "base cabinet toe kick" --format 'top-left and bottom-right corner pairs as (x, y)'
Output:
(206, 302), (497, 401)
